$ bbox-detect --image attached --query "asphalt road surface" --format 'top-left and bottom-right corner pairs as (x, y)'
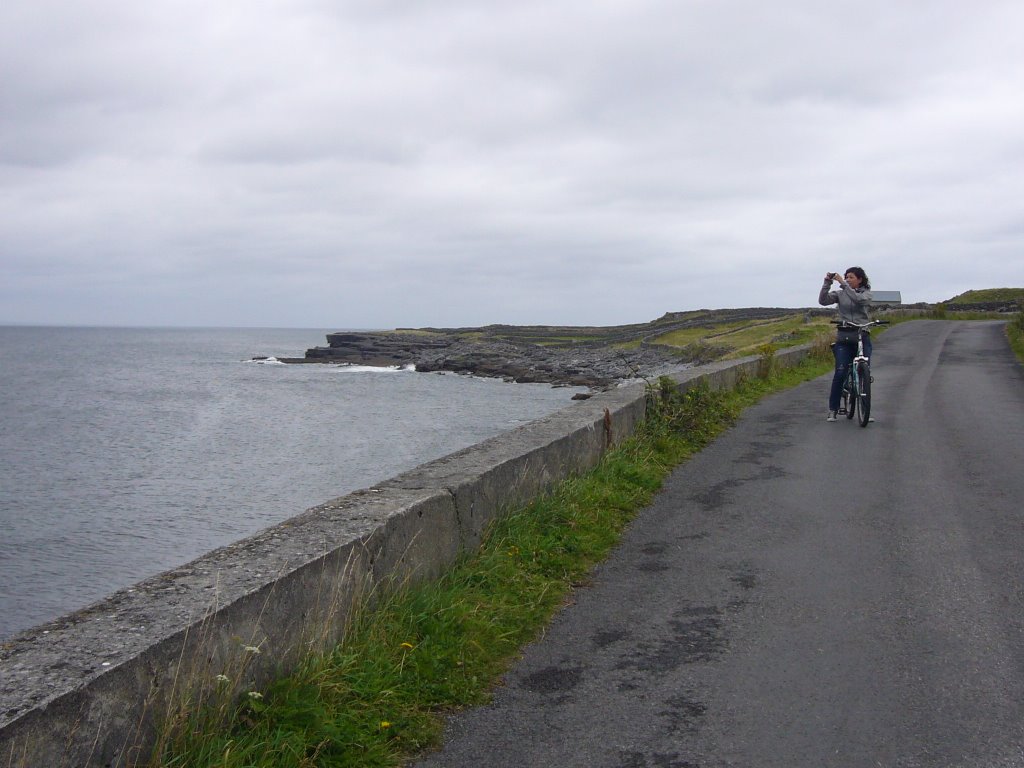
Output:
(412, 320), (1024, 768)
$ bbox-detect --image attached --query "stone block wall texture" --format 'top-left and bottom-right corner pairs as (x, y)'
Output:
(0, 346), (811, 767)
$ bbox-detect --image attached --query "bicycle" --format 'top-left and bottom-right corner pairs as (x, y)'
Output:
(832, 320), (888, 427)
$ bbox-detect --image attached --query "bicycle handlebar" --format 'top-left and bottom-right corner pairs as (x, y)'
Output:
(830, 320), (890, 327)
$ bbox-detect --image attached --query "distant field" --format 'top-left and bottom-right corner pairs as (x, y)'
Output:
(385, 289), (1022, 368)
(650, 314), (834, 358)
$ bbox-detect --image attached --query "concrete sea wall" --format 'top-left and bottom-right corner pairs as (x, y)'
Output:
(0, 346), (812, 767)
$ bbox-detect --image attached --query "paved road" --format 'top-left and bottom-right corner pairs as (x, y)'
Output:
(412, 321), (1024, 768)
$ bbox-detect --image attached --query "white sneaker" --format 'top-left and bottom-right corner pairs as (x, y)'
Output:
(827, 411), (838, 422)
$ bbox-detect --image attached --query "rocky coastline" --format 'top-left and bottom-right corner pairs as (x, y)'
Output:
(287, 332), (685, 389)
(279, 308), (824, 390)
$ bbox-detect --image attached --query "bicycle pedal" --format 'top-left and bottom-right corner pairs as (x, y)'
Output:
(837, 408), (847, 415)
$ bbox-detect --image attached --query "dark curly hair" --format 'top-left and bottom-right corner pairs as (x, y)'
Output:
(844, 266), (870, 290)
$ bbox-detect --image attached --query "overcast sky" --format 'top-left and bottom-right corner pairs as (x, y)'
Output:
(2, 1), (1023, 328)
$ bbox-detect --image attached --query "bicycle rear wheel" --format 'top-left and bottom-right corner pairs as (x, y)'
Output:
(857, 361), (871, 426)
(845, 369), (857, 420)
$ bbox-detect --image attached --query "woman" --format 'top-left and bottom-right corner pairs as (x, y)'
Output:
(819, 267), (873, 422)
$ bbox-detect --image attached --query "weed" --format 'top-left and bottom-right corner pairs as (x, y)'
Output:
(809, 330), (835, 363)
(757, 343), (777, 379)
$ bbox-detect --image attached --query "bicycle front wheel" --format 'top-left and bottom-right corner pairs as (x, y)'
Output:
(857, 361), (871, 427)
(845, 370), (857, 420)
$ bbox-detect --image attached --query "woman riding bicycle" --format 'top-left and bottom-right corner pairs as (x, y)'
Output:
(819, 267), (873, 422)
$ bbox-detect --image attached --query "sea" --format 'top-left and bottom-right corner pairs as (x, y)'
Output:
(0, 326), (583, 641)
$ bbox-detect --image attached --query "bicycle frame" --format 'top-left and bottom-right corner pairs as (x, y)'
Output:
(853, 331), (870, 366)
(834, 320), (887, 427)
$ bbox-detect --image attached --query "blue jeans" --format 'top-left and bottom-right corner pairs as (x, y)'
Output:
(829, 335), (872, 412)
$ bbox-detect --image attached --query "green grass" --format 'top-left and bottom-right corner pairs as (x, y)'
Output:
(650, 319), (751, 347)
(147, 349), (835, 768)
(719, 317), (833, 357)
(1007, 311), (1024, 364)
(649, 314), (832, 359)
(943, 287), (1024, 305)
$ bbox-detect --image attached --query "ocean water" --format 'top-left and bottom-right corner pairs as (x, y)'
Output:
(0, 326), (583, 640)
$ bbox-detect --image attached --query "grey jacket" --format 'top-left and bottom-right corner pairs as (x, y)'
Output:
(819, 280), (872, 325)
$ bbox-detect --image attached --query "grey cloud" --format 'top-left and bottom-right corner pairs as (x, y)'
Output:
(2, 0), (1023, 327)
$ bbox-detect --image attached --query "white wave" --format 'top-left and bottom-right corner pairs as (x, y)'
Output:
(332, 363), (417, 374)
(248, 356), (286, 365)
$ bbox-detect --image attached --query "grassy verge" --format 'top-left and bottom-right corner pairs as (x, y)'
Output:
(1007, 310), (1024, 364)
(149, 348), (835, 768)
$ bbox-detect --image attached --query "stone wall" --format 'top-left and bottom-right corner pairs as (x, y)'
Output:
(0, 346), (811, 767)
